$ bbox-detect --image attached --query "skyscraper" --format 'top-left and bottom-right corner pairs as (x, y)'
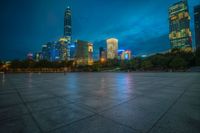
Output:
(194, 5), (200, 49)
(64, 6), (72, 38)
(169, 0), (192, 51)
(64, 6), (74, 60)
(75, 40), (93, 65)
(58, 38), (69, 61)
(107, 38), (118, 59)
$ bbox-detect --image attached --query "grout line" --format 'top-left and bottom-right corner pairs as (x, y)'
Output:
(46, 114), (97, 133)
(146, 85), (190, 133)
(97, 114), (143, 133)
(8, 79), (44, 133)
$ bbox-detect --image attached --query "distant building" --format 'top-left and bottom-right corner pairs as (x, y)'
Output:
(169, 0), (192, 51)
(118, 50), (132, 60)
(58, 38), (70, 61)
(27, 52), (33, 60)
(42, 44), (49, 60)
(194, 5), (200, 49)
(107, 38), (118, 59)
(75, 40), (93, 65)
(35, 52), (43, 62)
(99, 47), (107, 63)
(121, 50), (132, 60)
(70, 42), (76, 60)
(117, 49), (125, 60)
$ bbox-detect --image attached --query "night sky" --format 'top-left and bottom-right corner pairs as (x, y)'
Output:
(0, 0), (199, 60)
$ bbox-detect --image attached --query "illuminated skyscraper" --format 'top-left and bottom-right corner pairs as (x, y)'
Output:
(64, 6), (72, 38)
(58, 38), (70, 61)
(169, 0), (192, 51)
(107, 38), (118, 59)
(194, 5), (200, 49)
(75, 40), (93, 65)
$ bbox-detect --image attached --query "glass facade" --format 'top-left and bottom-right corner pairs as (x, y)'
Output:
(75, 40), (93, 65)
(64, 7), (72, 37)
(169, 0), (192, 51)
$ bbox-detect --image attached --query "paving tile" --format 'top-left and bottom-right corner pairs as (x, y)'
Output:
(33, 103), (94, 132)
(72, 95), (125, 113)
(51, 115), (137, 133)
(27, 97), (71, 112)
(149, 102), (200, 133)
(0, 93), (22, 107)
(20, 91), (55, 102)
(0, 115), (41, 133)
(0, 104), (28, 120)
(101, 98), (167, 132)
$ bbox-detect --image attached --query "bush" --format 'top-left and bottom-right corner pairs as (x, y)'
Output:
(169, 57), (187, 70)
(141, 60), (153, 70)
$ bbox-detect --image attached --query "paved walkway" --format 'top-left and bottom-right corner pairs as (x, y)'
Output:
(0, 73), (199, 133)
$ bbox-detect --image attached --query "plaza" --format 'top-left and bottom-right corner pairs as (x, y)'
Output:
(0, 73), (199, 133)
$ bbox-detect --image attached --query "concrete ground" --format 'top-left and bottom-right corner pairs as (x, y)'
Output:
(0, 73), (199, 133)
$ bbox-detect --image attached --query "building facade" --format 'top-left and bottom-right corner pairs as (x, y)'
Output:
(58, 38), (70, 61)
(99, 47), (107, 63)
(117, 50), (132, 60)
(64, 6), (72, 38)
(169, 0), (192, 51)
(121, 50), (132, 60)
(75, 40), (93, 65)
(194, 5), (200, 49)
(107, 38), (118, 59)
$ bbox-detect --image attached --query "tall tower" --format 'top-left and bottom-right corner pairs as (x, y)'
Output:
(107, 38), (118, 59)
(169, 0), (192, 51)
(64, 6), (72, 41)
(194, 5), (200, 49)
(63, 4), (72, 60)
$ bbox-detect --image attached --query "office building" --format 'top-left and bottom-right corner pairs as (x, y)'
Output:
(118, 50), (132, 60)
(75, 40), (93, 65)
(58, 38), (70, 61)
(70, 42), (76, 60)
(121, 50), (132, 60)
(64, 6), (72, 38)
(194, 5), (200, 49)
(99, 47), (107, 63)
(169, 0), (192, 51)
(107, 38), (118, 59)
(27, 52), (33, 60)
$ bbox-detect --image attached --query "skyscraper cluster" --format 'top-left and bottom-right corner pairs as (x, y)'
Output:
(31, 4), (132, 65)
(30, 0), (200, 65)
(33, 6), (73, 62)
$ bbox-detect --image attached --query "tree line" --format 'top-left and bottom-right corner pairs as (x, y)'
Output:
(0, 48), (200, 72)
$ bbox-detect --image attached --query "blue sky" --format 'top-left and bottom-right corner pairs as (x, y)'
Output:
(0, 0), (199, 60)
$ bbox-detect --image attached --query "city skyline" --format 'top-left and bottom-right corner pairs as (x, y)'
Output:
(0, 0), (199, 60)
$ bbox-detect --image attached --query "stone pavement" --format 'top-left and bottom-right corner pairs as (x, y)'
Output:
(0, 73), (199, 133)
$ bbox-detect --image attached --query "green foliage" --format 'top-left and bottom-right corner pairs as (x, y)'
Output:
(7, 50), (200, 71)
(141, 60), (153, 70)
(169, 57), (187, 70)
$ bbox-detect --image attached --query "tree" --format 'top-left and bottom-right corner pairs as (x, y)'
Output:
(169, 57), (187, 70)
(141, 60), (153, 70)
(150, 54), (171, 70)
